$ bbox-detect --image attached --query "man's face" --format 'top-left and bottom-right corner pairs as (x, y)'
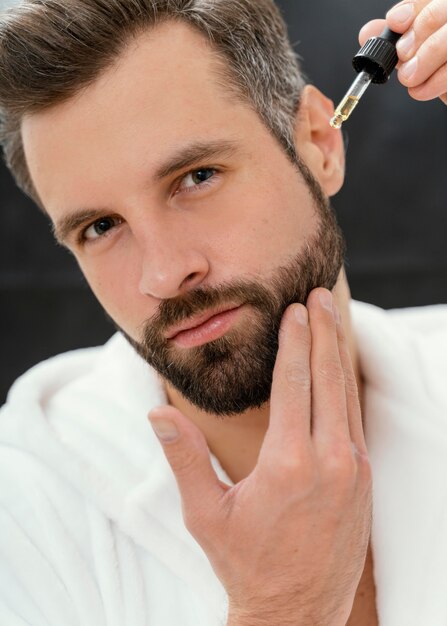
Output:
(22, 21), (345, 415)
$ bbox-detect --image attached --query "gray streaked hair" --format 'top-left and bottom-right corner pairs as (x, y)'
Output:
(0, 0), (306, 205)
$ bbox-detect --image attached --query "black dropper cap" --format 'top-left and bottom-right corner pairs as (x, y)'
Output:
(352, 27), (402, 84)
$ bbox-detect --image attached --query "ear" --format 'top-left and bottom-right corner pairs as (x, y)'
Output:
(294, 85), (345, 196)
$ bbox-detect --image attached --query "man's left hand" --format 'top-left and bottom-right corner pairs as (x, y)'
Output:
(359, 0), (447, 105)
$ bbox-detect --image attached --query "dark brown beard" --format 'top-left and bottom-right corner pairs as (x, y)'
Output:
(120, 164), (346, 416)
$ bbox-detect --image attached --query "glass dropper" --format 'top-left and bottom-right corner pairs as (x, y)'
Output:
(330, 71), (372, 129)
(329, 27), (402, 130)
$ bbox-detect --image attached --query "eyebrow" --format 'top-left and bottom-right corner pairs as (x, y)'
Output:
(53, 139), (240, 245)
(153, 139), (239, 180)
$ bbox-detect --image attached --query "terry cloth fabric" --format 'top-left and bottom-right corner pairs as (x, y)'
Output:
(0, 300), (446, 626)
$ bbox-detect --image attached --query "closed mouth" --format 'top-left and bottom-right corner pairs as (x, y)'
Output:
(165, 305), (240, 340)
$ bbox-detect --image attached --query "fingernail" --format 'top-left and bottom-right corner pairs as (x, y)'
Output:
(318, 290), (333, 312)
(294, 305), (308, 325)
(387, 3), (414, 22)
(400, 55), (418, 79)
(396, 29), (415, 57)
(150, 419), (179, 442)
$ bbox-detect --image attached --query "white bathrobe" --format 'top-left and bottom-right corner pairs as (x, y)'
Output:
(1, 300), (447, 626)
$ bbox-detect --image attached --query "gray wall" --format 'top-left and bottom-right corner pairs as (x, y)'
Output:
(1, 0), (447, 403)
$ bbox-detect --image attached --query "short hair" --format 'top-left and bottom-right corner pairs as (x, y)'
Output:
(0, 0), (306, 205)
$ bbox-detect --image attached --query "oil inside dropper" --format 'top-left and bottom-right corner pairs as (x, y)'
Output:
(330, 71), (372, 129)
(330, 95), (360, 129)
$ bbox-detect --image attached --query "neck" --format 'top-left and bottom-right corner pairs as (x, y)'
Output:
(165, 270), (362, 484)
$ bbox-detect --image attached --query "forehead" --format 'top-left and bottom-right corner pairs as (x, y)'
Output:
(21, 21), (259, 210)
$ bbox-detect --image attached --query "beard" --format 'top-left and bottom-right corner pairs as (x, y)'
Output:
(121, 160), (346, 416)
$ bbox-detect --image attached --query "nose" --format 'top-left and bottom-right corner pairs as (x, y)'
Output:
(137, 229), (210, 300)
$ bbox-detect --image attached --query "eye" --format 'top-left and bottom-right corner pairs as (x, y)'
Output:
(82, 216), (123, 242)
(177, 168), (217, 193)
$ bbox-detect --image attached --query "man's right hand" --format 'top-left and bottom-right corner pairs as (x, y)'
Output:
(149, 287), (373, 626)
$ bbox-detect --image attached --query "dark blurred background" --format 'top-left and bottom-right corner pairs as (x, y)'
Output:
(1, 0), (447, 403)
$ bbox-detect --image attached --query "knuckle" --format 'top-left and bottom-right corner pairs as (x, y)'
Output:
(356, 451), (374, 488)
(285, 361), (311, 391)
(168, 447), (200, 477)
(316, 358), (345, 385)
(274, 451), (318, 489)
(321, 442), (358, 483)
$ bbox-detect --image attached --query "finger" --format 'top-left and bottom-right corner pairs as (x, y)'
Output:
(334, 308), (368, 456)
(148, 406), (225, 520)
(307, 289), (350, 446)
(398, 23), (447, 87)
(385, 1), (419, 34)
(262, 303), (312, 458)
(387, 0), (447, 49)
(358, 19), (403, 70)
(407, 61), (447, 100)
(360, 1), (434, 46)
(396, 0), (447, 62)
(359, 19), (387, 47)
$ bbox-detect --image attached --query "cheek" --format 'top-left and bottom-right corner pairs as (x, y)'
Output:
(72, 177), (317, 332)
(210, 183), (316, 274)
(77, 249), (153, 335)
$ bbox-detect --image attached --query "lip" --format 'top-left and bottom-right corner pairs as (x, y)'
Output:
(169, 306), (243, 349)
(166, 305), (241, 340)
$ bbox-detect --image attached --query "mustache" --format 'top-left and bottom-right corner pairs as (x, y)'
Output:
(138, 279), (280, 337)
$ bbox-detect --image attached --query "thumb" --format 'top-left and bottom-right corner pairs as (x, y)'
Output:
(148, 405), (225, 523)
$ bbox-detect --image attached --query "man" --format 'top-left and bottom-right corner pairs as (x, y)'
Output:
(0, 0), (446, 624)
